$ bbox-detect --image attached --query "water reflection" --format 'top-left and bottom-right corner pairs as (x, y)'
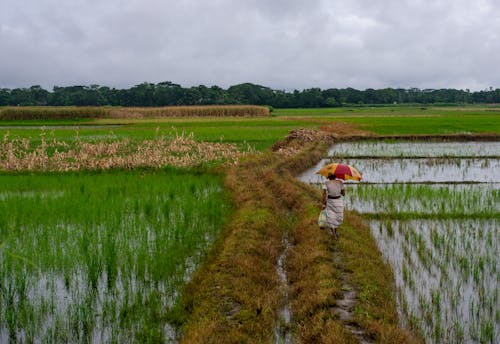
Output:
(369, 219), (499, 344)
(298, 158), (500, 184)
(328, 141), (500, 158)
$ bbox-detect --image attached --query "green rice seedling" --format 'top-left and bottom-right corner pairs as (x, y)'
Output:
(346, 184), (499, 219)
(328, 141), (500, 158)
(0, 169), (231, 342)
(368, 218), (498, 344)
(431, 290), (441, 313)
(386, 221), (394, 238)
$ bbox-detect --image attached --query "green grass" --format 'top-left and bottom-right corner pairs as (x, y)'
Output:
(0, 117), (324, 151)
(1, 105), (498, 152)
(275, 106), (500, 135)
(340, 114), (500, 135)
(274, 104), (500, 117)
(0, 168), (231, 342)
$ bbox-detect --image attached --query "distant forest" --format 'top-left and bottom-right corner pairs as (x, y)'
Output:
(1, 82), (499, 107)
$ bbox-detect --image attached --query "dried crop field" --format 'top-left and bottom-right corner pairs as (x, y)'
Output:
(0, 105), (270, 120)
(0, 130), (251, 172)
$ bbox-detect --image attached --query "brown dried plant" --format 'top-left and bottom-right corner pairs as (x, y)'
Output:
(0, 130), (251, 172)
(0, 105), (270, 120)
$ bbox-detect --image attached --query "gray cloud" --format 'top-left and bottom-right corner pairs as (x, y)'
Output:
(1, 0), (499, 90)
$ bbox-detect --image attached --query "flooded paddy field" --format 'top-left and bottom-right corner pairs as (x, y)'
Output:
(301, 157), (500, 184)
(0, 170), (230, 343)
(371, 219), (498, 343)
(344, 184), (499, 218)
(300, 140), (499, 343)
(328, 141), (500, 158)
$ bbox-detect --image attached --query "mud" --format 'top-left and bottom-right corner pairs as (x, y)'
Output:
(274, 235), (293, 344)
(331, 253), (374, 344)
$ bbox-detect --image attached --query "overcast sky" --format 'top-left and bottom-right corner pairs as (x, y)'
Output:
(1, 0), (499, 91)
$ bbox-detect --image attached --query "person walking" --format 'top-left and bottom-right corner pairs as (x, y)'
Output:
(322, 173), (345, 239)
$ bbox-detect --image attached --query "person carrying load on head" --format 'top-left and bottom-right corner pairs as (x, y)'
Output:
(321, 173), (345, 239)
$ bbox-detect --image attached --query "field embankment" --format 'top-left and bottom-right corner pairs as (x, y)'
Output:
(0, 105), (270, 120)
(179, 129), (420, 343)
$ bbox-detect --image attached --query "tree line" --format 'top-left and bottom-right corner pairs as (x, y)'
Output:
(1, 82), (499, 107)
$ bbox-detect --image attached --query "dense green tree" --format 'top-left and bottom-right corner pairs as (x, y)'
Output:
(0, 82), (498, 108)
(227, 83), (275, 105)
(0, 89), (12, 106)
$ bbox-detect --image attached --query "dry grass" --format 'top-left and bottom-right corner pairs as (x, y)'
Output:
(180, 140), (357, 342)
(0, 105), (270, 120)
(109, 105), (270, 118)
(180, 153), (285, 343)
(271, 141), (359, 343)
(0, 130), (248, 171)
(319, 122), (375, 137)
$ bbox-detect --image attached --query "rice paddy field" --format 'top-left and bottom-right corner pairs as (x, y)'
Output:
(1, 105), (499, 343)
(0, 170), (231, 342)
(300, 140), (499, 343)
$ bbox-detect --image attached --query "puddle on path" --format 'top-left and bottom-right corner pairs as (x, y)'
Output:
(331, 253), (374, 344)
(274, 235), (293, 344)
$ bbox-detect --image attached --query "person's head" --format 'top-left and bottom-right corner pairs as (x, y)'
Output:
(327, 173), (336, 180)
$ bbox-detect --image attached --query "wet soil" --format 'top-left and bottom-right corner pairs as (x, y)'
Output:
(331, 250), (374, 344)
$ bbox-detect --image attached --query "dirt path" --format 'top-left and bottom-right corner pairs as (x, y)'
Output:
(331, 253), (374, 344)
(180, 128), (421, 343)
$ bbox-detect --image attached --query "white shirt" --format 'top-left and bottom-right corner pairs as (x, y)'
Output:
(322, 179), (344, 197)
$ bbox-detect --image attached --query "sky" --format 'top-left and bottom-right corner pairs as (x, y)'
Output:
(1, 0), (500, 91)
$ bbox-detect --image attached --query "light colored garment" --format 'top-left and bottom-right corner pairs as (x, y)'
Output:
(323, 179), (345, 229)
(323, 179), (344, 197)
(325, 198), (344, 229)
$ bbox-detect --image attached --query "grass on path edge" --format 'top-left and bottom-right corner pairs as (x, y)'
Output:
(177, 132), (421, 343)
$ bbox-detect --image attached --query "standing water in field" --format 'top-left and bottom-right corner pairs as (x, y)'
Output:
(328, 141), (500, 158)
(298, 157), (500, 184)
(370, 219), (498, 343)
(0, 171), (231, 343)
(298, 140), (499, 343)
